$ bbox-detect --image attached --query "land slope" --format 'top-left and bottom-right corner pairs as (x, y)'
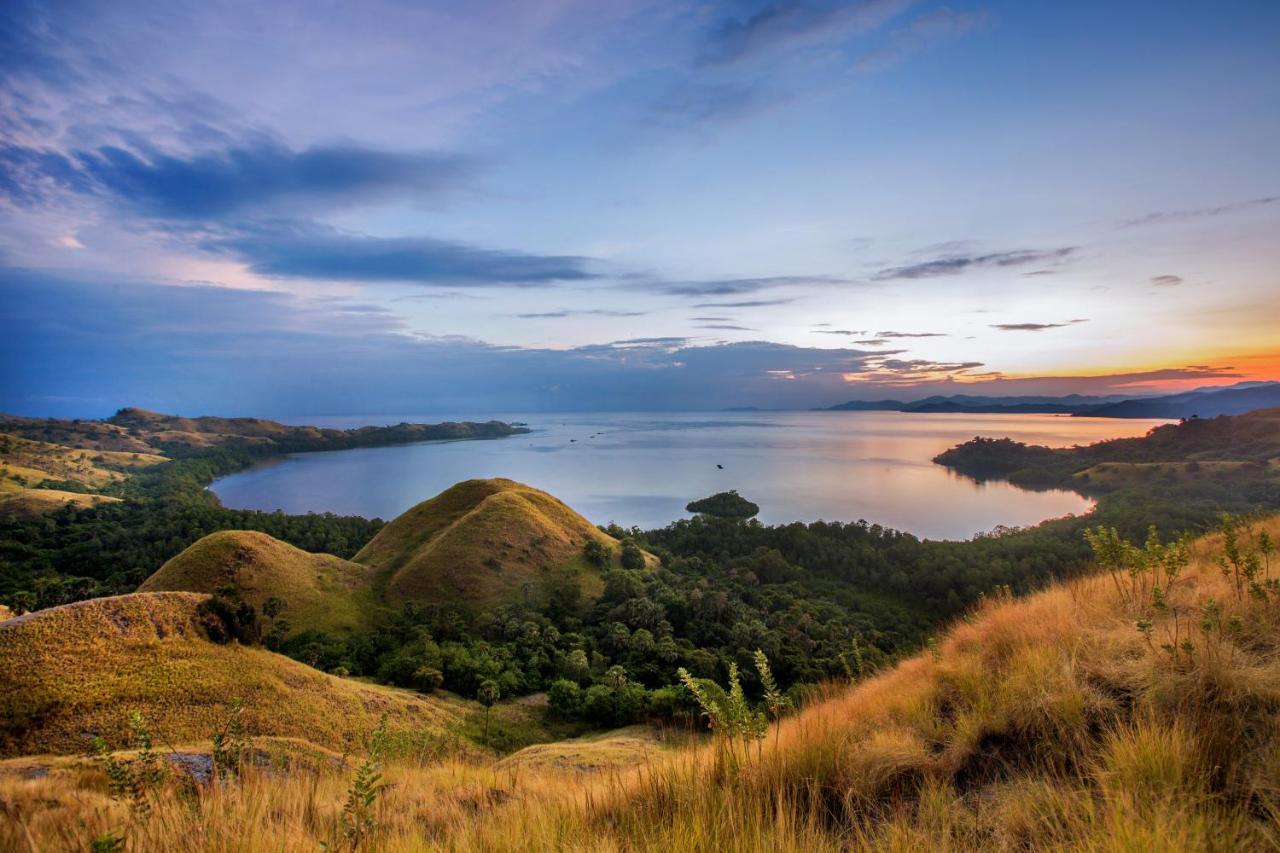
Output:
(141, 479), (649, 619)
(5, 518), (1278, 850)
(357, 478), (655, 608)
(139, 531), (379, 636)
(0, 592), (465, 758)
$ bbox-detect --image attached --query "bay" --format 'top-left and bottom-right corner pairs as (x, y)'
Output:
(209, 411), (1164, 540)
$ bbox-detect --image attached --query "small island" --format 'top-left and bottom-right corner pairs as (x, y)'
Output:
(686, 490), (760, 520)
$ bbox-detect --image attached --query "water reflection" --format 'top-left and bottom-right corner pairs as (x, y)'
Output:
(209, 411), (1165, 541)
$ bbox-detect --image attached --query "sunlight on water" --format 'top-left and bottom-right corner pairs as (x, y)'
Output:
(209, 411), (1165, 540)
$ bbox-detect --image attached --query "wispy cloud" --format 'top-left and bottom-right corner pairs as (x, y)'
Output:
(1123, 196), (1279, 227)
(516, 309), (647, 319)
(698, 323), (756, 331)
(0, 140), (472, 218)
(851, 7), (988, 73)
(699, 0), (912, 67)
(990, 319), (1088, 332)
(208, 221), (597, 286)
(1151, 274), (1184, 287)
(874, 247), (1076, 280)
(657, 274), (847, 297)
(876, 330), (946, 338)
(812, 328), (865, 335)
(693, 298), (798, 308)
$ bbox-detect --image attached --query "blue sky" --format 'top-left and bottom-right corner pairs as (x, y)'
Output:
(1, 0), (1278, 416)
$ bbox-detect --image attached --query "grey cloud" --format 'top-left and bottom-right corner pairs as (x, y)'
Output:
(693, 298), (798, 308)
(1123, 196), (1279, 227)
(1151, 275), (1184, 287)
(516, 309), (647, 319)
(206, 222), (597, 286)
(990, 319), (1088, 332)
(875, 330), (946, 338)
(874, 247), (1076, 280)
(700, 0), (911, 66)
(658, 274), (848, 297)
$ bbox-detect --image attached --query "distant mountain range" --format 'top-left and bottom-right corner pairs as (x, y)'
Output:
(822, 381), (1280, 419)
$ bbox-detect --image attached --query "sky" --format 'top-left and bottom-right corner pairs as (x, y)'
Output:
(1, 0), (1278, 417)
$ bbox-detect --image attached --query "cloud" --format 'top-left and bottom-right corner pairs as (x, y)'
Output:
(875, 330), (946, 338)
(851, 7), (988, 73)
(698, 324), (756, 331)
(657, 274), (848, 297)
(854, 338), (890, 345)
(1123, 196), (1279, 227)
(1151, 274), (1184, 287)
(990, 320), (1088, 332)
(874, 247), (1076, 280)
(206, 222), (597, 286)
(699, 0), (912, 67)
(3, 268), (1267, 417)
(516, 309), (647, 318)
(691, 315), (733, 322)
(648, 81), (780, 128)
(812, 328), (864, 335)
(0, 140), (471, 219)
(693, 298), (797, 308)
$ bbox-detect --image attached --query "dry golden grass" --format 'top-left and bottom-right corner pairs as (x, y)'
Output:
(357, 478), (655, 609)
(140, 531), (382, 636)
(0, 432), (165, 487)
(0, 487), (122, 518)
(0, 593), (468, 759)
(0, 431), (162, 517)
(3, 518), (1279, 851)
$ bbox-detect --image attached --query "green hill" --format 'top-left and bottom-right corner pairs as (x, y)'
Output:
(0, 592), (466, 758)
(356, 478), (652, 609)
(139, 531), (379, 636)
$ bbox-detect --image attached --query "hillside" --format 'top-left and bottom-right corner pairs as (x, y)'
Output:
(139, 531), (379, 636)
(1079, 382), (1280, 419)
(0, 409), (528, 457)
(4, 517), (1277, 850)
(0, 432), (162, 518)
(935, 407), (1280, 492)
(0, 592), (465, 758)
(356, 478), (654, 608)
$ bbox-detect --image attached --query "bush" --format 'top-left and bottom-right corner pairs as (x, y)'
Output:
(620, 541), (646, 570)
(197, 589), (261, 645)
(547, 678), (582, 716)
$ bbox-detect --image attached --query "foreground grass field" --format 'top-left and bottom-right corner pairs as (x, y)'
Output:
(2, 516), (1277, 850)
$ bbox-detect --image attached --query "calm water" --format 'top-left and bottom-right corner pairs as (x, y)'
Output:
(209, 412), (1165, 540)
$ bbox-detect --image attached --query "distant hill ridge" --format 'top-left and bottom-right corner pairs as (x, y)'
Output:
(823, 380), (1280, 418)
(0, 408), (530, 454)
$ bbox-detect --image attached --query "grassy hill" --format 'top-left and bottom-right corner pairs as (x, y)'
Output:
(4, 516), (1276, 850)
(0, 432), (162, 518)
(356, 478), (654, 609)
(139, 531), (381, 636)
(0, 592), (466, 758)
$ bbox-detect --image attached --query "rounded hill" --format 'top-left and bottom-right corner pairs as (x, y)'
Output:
(139, 531), (377, 636)
(0, 593), (463, 757)
(355, 478), (654, 609)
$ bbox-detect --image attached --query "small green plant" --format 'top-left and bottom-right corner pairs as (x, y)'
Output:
(754, 649), (790, 751)
(678, 662), (767, 770)
(92, 711), (167, 822)
(89, 832), (125, 852)
(210, 698), (253, 782)
(1089, 517), (1273, 671)
(340, 716), (388, 851)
